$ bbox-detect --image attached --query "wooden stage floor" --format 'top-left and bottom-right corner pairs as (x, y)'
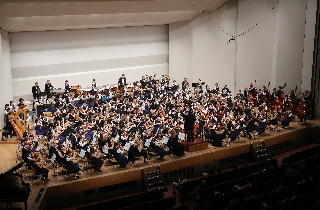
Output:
(1, 120), (320, 209)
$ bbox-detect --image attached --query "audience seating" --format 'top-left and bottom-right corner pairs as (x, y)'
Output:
(78, 190), (164, 210)
(282, 145), (320, 166)
(179, 145), (320, 209)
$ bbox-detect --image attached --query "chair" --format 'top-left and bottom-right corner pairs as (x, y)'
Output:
(43, 112), (52, 117)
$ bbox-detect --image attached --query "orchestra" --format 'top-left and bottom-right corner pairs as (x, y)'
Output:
(3, 74), (313, 182)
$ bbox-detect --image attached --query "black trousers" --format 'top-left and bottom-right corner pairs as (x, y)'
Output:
(186, 130), (194, 142)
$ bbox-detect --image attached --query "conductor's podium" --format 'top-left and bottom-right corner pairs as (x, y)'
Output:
(182, 139), (209, 152)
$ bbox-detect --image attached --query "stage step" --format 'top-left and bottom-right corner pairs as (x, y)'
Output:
(250, 140), (272, 161)
(141, 166), (166, 192)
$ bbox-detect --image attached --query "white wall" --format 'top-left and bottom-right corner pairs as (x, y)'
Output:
(169, 0), (315, 93)
(274, 0), (307, 92)
(169, 1), (237, 90)
(236, 0), (277, 91)
(0, 29), (13, 129)
(10, 25), (169, 98)
(302, 0), (317, 91)
(169, 21), (191, 83)
(190, 3), (237, 90)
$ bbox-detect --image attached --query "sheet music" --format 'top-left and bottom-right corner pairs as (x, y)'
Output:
(162, 136), (169, 144)
(144, 139), (151, 147)
(178, 132), (185, 140)
(50, 153), (56, 163)
(102, 145), (108, 154)
(124, 142), (131, 151)
(79, 149), (86, 158)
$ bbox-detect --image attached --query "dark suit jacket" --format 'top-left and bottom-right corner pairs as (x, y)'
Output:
(45, 83), (53, 93)
(32, 85), (40, 95)
(118, 77), (127, 86)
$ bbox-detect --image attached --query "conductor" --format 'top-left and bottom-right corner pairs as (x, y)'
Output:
(182, 107), (196, 142)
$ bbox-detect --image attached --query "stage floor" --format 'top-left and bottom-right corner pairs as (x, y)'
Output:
(2, 120), (320, 209)
(0, 142), (19, 174)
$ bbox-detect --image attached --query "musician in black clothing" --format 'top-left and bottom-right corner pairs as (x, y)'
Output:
(182, 108), (196, 142)
(118, 74), (127, 93)
(118, 74), (127, 87)
(128, 144), (140, 164)
(29, 152), (49, 181)
(92, 79), (97, 89)
(32, 82), (41, 100)
(44, 80), (54, 98)
(87, 147), (103, 172)
(167, 132), (185, 157)
(182, 78), (189, 91)
(64, 80), (70, 92)
(221, 85), (231, 96)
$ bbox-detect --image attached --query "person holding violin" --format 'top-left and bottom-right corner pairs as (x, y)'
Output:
(87, 146), (104, 172)
(27, 151), (50, 181)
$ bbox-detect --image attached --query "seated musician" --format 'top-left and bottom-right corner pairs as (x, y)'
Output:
(87, 146), (103, 172)
(244, 118), (257, 139)
(137, 142), (149, 163)
(257, 116), (267, 135)
(206, 124), (225, 147)
(127, 140), (140, 164)
(269, 110), (280, 131)
(167, 131), (185, 157)
(110, 142), (128, 168)
(18, 98), (25, 108)
(281, 110), (293, 128)
(57, 146), (81, 175)
(3, 104), (14, 138)
(227, 123), (241, 146)
(27, 151), (50, 181)
(149, 137), (167, 160)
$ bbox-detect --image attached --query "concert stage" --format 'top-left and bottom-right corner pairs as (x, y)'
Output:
(13, 121), (320, 209)
(0, 140), (19, 174)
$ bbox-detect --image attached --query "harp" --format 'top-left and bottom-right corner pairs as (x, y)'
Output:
(8, 108), (27, 140)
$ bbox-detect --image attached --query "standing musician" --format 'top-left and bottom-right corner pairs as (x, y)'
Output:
(65, 80), (70, 93)
(92, 79), (97, 89)
(32, 82), (41, 100)
(44, 80), (54, 98)
(118, 74), (127, 93)
(181, 107), (196, 142)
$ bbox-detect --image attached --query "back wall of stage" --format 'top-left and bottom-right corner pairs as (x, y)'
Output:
(10, 25), (169, 100)
(169, 0), (316, 94)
